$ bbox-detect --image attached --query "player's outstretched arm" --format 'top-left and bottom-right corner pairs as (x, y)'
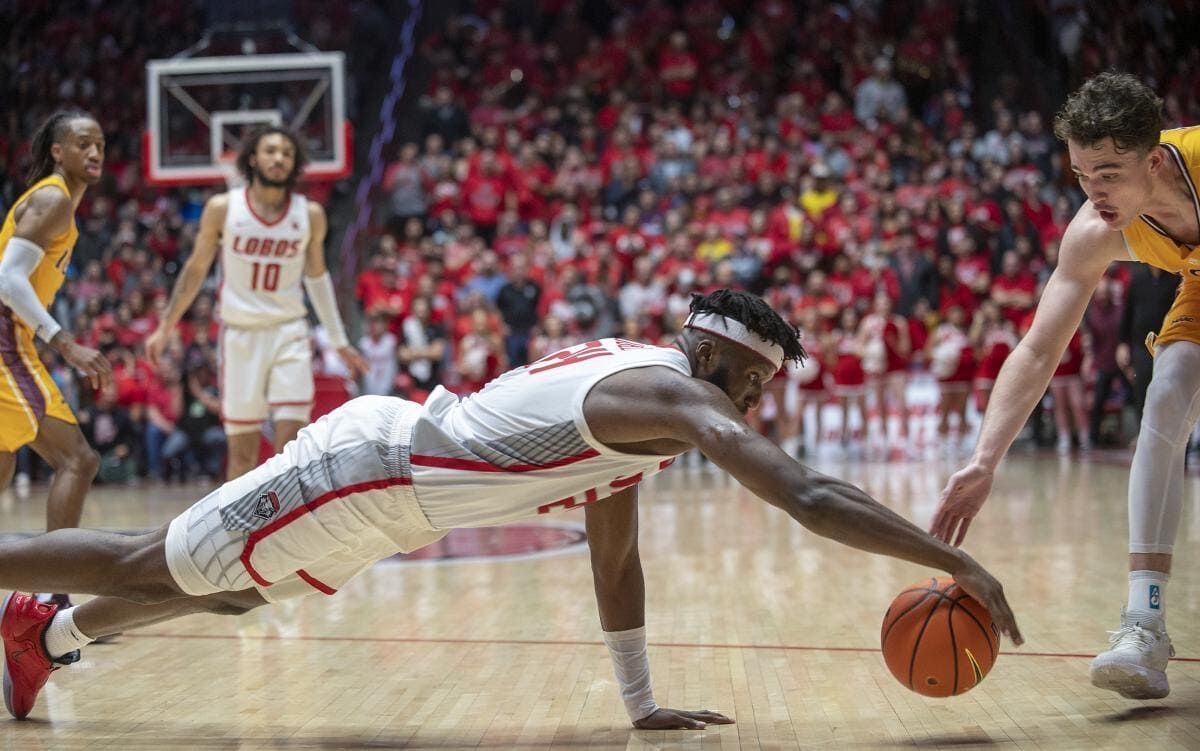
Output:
(585, 369), (1023, 646)
(932, 204), (1126, 546)
(585, 487), (734, 730)
(146, 194), (225, 365)
(302, 202), (366, 377)
(0, 187), (111, 388)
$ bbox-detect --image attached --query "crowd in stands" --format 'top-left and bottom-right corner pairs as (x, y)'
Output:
(362, 0), (1198, 457)
(2, 0), (1198, 485)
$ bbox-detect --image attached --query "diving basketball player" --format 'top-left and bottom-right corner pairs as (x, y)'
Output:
(0, 290), (1022, 726)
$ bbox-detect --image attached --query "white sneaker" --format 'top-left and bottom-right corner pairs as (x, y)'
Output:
(1089, 608), (1174, 699)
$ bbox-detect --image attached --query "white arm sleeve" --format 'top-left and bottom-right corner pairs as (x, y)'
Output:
(303, 271), (349, 349)
(0, 237), (62, 343)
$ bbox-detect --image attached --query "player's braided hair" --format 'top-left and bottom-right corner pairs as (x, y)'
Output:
(236, 124), (309, 189)
(689, 289), (807, 364)
(1053, 72), (1162, 155)
(26, 109), (96, 187)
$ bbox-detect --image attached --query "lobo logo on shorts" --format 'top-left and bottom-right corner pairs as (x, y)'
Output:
(254, 490), (281, 520)
(1149, 584), (1161, 610)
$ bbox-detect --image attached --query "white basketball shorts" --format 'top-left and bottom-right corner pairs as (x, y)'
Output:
(220, 318), (315, 432)
(164, 396), (448, 602)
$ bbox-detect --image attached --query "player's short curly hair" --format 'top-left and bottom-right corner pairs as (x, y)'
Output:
(689, 289), (807, 364)
(1053, 72), (1163, 155)
(237, 124), (309, 188)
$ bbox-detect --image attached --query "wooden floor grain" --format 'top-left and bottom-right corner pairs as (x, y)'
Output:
(0, 450), (1197, 750)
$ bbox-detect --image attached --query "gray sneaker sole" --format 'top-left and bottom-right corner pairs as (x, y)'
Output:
(1089, 661), (1169, 699)
(1, 592), (15, 718)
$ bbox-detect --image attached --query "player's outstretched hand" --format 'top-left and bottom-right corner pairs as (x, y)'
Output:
(145, 327), (169, 367)
(633, 707), (735, 730)
(337, 346), (368, 379)
(930, 463), (993, 546)
(951, 559), (1024, 647)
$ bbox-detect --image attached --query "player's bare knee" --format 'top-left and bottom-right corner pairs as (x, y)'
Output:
(203, 599), (257, 616)
(204, 590), (267, 616)
(76, 447), (101, 478)
(109, 528), (184, 603)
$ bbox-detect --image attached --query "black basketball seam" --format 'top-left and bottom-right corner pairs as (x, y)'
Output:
(882, 578), (940, 641)
(906, 596), (944, 690)
(947, 598), (960, 694)
(950, 591), (998, 660)
(881, 589), (937, 644)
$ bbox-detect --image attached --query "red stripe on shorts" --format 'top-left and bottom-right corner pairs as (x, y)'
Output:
(296, 569), (337, 595)
(240, 476), (414, 587)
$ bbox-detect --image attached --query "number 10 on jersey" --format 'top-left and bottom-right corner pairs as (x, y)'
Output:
(250, 261), (281, 291)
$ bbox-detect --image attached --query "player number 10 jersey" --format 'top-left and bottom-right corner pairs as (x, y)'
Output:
(219, 187), (310, 328)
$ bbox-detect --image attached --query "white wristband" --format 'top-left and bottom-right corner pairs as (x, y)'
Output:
(603, 626), (658, 722)
(303, 271), (350, 349)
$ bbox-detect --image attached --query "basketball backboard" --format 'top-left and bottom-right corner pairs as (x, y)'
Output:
(144, 52), (351, 186)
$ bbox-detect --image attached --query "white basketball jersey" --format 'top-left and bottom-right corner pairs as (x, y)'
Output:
(409, 338), (692, 528)
(220, 187), (310, 328)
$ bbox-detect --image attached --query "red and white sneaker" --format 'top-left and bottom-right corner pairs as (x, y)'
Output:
(1, 592), (79, 720)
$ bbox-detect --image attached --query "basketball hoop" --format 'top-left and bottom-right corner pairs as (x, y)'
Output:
(144, 52), (351, 186)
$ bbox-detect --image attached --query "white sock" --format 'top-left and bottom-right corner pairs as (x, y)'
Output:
(1127, 570), (1168, 618)
(43, 607), (94, 659)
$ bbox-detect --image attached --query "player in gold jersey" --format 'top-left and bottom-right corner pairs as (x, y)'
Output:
(0, 111), (112, 580)
(932, 73), (1198, 699)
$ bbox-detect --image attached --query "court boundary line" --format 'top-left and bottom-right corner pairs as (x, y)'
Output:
(118, 632), (1200, 663)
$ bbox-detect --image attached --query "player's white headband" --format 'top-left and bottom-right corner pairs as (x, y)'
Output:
(683, 312), (785, 370)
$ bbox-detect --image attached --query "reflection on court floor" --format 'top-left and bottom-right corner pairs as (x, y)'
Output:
(1, 453), (1198, 749)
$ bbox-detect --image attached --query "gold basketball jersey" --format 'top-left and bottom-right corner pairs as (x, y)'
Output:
(0, 174), (78, 312)
(1122, 126), (1200, 276)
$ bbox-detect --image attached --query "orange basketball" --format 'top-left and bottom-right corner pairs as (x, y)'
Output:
(881, 576), (999, 697)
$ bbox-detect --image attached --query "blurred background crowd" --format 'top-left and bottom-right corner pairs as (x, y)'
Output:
(1, 0), (1197, 485)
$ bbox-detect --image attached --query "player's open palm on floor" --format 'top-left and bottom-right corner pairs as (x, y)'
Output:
(634, 707), (735, 730)
(930, 463), (994, 547)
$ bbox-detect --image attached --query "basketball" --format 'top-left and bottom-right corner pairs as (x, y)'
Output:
(881, 576), (999, 697)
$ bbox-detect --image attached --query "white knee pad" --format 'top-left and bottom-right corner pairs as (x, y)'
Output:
(1129, 341), (1200, 554)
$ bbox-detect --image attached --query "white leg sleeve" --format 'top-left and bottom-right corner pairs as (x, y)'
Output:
(1129, 341), (1200, 554)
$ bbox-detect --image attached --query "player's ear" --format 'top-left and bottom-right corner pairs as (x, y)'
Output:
(1147, 145), (1165, 175)
(50, 142), (63, 164)
(694, 339), (716, 375)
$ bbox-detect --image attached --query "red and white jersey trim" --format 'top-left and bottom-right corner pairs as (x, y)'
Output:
(409, 338), (691, 529)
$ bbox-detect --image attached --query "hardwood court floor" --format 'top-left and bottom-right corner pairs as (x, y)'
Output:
(0, 451), (1198, 750)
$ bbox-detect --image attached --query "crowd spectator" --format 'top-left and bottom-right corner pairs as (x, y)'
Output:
(1086, 279), (1128, 447)
(495, 255), (541, 367)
